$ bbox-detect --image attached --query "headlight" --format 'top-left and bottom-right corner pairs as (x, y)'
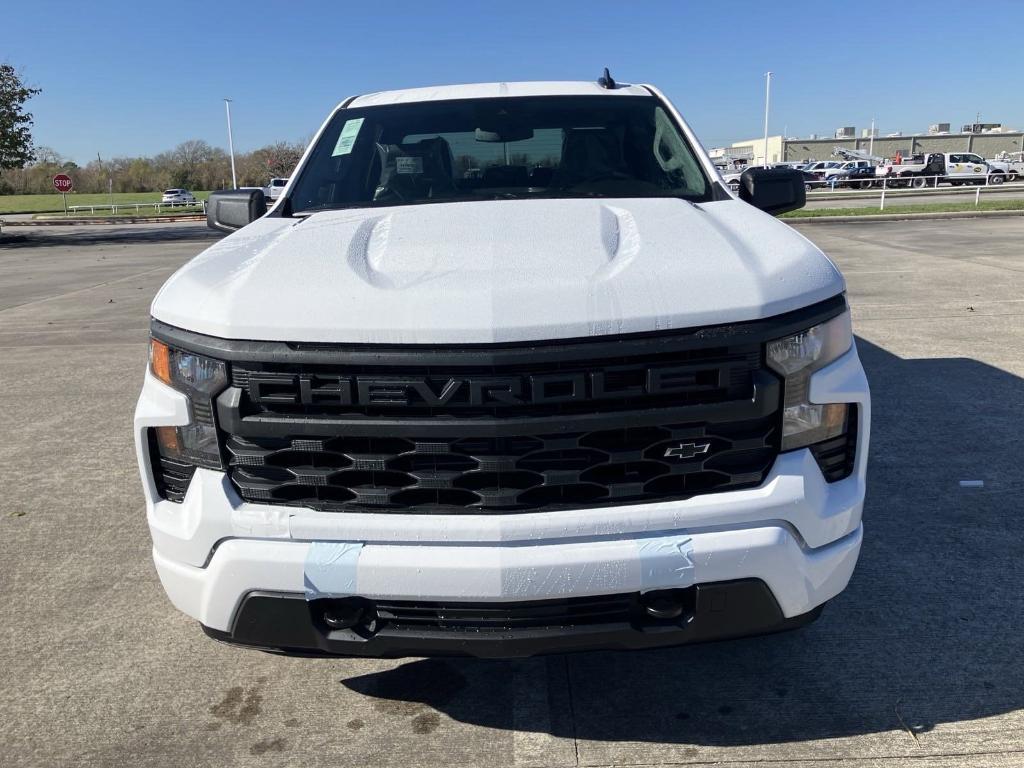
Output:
(149, 338), (228, 469)
(767, 311), (853, 452)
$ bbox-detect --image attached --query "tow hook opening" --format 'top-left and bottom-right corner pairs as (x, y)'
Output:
(639, 589), (692, 621)
(321, 598), (369, 630)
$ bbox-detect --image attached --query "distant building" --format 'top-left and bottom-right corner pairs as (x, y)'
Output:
(729, 126), (1024, 164)
(962, 122), (1003, 133)
(928, 123), (951, 135)
(835, 126), (856, 138)
(861, 127), (879, 138)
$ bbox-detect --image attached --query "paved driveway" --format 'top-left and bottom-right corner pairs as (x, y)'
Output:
(1, 218), (1022, 767)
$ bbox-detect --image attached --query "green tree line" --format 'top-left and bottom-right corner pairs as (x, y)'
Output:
(0, 139), (305, 195)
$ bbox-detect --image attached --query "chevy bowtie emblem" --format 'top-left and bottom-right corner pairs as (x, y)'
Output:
(664, 442), (711, 459)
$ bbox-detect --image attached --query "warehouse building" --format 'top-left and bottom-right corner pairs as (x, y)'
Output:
(718, 126), (1024, 165)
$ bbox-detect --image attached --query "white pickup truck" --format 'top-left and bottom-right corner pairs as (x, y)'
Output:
(991, 152), (1024, 182)
(265, 177), (289, 201)
(135, 76), (869, 658)
(877, 152), (1006, 186)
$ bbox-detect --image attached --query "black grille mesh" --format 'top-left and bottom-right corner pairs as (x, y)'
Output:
(221, 332), (781, 513)
(227, 416), (778, 512)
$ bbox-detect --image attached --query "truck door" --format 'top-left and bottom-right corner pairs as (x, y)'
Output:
(964, 154), (988, 182)
(923, 153), (945, 181)
(946, 154), (968, 180)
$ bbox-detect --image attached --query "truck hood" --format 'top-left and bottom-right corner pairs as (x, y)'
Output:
(152, 198), (843, 344)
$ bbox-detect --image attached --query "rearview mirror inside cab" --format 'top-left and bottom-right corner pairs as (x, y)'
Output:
(738, 167), (806, 216)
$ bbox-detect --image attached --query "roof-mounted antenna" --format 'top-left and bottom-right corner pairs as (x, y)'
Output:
(597, 67), (616, 89)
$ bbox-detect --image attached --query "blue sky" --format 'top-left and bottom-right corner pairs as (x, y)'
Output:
(8, 0), (1024, 163)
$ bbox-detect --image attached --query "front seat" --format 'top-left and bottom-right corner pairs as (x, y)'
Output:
(374, 136), (456, 202)
(551, 127), (628, 188)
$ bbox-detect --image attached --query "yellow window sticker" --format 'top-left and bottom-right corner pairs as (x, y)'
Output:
(332, 118), (365, 156)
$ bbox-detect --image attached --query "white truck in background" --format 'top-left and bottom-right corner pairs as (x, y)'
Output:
(265, 177), (289, 201)
(876, 152), (1006, 187)
(991, 152), (1024, 182)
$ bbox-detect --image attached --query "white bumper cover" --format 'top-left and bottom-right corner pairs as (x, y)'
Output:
(135, 345), (870, 634)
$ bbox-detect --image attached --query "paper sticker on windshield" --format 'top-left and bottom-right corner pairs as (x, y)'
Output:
(396, 156), (423, 174)
(332, 118), (364, 156)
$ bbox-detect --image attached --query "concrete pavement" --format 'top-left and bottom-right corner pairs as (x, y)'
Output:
(1, 218), (1023, 767)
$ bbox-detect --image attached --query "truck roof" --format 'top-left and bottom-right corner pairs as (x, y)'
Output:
(346, 80), (652, 108)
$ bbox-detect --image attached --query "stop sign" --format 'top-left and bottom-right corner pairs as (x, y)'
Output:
(53, 174), (73, 193)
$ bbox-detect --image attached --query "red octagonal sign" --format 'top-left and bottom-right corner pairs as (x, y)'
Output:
(53, 174), (73, 193)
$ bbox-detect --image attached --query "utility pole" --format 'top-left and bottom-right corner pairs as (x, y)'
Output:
(98, 152), (114, 208)
(762, 72), (772, 167)
(224, 98), (238, 189)
(869, 117), (875, 158)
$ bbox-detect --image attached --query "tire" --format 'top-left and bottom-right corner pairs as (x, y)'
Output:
(857, 180), (872, 189)
(1009, 172), (1018, 182)
(989, 174), (1005, 185)
(728, 182), (739, 193)
(805, 182), (813, 192)
(910, 176), (927, 188)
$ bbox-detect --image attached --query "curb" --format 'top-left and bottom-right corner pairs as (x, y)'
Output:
(1, 215), (206, 226)
(784, 209), (1024, 224)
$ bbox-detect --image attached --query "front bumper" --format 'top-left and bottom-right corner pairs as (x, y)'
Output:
(201, 580), (826, 659)
(135, 344), (870, 657)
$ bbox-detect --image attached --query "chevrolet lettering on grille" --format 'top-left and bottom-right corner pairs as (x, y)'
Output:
(245, 364), (728, 408)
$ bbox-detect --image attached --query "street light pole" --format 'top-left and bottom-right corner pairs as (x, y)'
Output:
(762, 71), (772, 168)
(869, 117), (875, 158)
(224, 98), (238, 189)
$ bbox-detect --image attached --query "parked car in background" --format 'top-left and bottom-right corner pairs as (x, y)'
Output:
(802, 161), (843, 179)
(822, 160), (872, 180)
(827, 166), (880, 189)
(797, 169), (828, 191)
(722, 164), (799, 192)
(161, 189), (197, 206)
(266, 177), (289, 201)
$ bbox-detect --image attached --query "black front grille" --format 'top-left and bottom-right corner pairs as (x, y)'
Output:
(326, 592), (665, 632)
(164, 309), (833, 514)
(226, 414), (778, 512)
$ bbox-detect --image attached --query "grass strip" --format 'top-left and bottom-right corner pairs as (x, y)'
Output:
(782, 199), (1024, 218)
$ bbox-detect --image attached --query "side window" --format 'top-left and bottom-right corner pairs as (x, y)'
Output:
(652, 107), (706, 195)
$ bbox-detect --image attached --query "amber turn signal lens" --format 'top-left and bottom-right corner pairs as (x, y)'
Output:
(150, 338), (172, 385)
(153, 425), (181, 456)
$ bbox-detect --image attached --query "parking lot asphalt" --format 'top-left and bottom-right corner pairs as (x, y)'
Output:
(2, 218), (1023, 768)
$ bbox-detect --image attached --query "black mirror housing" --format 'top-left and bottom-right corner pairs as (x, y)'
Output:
(207, 189), (268, 233)
(738, 167), (806, 215)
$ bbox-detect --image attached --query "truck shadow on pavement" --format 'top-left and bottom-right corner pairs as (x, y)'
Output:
(0, 223), (220, 249)
(341, 337), (1024, 744)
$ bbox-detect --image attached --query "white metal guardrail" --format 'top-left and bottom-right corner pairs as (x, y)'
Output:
(67, 200), (207, 215)
(808, 174), (1023, 210)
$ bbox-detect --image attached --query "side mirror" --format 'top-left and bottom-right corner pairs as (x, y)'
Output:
(206, 189), (267, 233)
(738, 167), (806, 215)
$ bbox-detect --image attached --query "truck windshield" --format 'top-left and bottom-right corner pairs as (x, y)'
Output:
(286, 96), (711, 213)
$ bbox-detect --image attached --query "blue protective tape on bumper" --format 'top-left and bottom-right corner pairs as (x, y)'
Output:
(303, 541), (363, 600)
(638, 534), (695, 589)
